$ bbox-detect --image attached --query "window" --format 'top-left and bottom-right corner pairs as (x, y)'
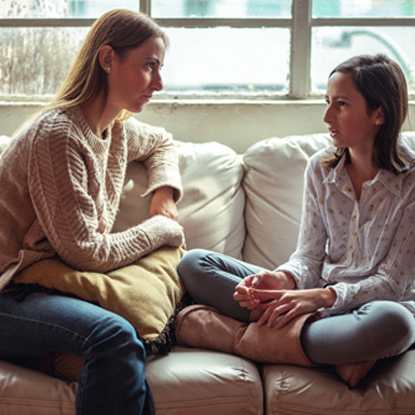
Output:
(1, 0), (414, 100)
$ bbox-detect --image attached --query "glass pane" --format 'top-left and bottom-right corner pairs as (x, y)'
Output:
(313, 0), (415, 18)
(0, 0), (69, 18)
(0, 26), (289, 98)
(311, 26), (415, 94)
(66, 1), (138, 18)
(152, 0), (292, 18)
(161, 27), (289, 95)
(0, 0), (138, 19)
(0, 27), (87, 96)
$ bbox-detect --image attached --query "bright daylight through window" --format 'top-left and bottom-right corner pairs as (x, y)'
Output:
(0, 0), (414, 100)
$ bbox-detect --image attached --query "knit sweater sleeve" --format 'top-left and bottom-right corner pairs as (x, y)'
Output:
(28, 115), (183, 273)
(125, 118), (183, 202)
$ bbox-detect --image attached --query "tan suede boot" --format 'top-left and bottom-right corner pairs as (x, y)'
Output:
(175, 304), (314, 367)
(175, 305), (243, 354)
(249, 307), (264, 322)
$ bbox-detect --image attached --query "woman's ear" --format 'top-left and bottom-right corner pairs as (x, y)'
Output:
(374, 106), (385, 126)
(99, 45), (114, 74)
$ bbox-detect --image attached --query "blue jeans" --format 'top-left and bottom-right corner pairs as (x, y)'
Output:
(0, 291), (154, 415)
(178, 249), (415, 364)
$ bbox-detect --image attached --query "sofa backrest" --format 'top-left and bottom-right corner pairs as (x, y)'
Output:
(0, 136), (9, 154)
(242, 133), (331, 269)
(113, 140), (246, 260)
(2, 131), (415, 272)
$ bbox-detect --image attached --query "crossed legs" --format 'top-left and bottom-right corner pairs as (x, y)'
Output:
(177, 249), (415, 366)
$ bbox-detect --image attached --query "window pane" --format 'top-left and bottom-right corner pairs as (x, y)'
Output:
(311, 26), (415, 94)
(0, 26), (289, 98)
(0, 27), (87, 96)
(0, 1), (138, 18)
(313, 0), (415, 18)
(67, 1), (138, 18)
(0, 0), (68, 18)
(161, 27), (289, 95)
(152, 0), (292, 18)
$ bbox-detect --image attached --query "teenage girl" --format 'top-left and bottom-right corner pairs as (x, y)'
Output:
(175, 54), (415, 387)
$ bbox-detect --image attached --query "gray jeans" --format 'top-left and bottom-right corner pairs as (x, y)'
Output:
(177, 248), (415, 364)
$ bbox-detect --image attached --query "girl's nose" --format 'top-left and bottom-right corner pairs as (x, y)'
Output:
(323, 105), (332, 124)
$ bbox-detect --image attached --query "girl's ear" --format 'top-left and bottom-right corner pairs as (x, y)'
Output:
(99, 45), (115, 73)
(374, 106), (385, 126)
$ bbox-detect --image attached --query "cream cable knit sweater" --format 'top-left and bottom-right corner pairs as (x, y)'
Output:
(0, 106), (183, 291)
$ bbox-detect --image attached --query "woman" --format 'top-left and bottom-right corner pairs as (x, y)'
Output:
(175, 54), (415, 387)
(0, 9), (184, 414)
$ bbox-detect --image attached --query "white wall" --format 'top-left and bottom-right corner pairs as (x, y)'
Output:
(1, 100), (414, 153)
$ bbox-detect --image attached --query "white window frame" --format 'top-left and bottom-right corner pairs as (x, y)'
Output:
(0, 0), (414, 100)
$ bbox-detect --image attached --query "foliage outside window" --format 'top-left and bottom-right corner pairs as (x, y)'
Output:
(0, 0), (414, 100)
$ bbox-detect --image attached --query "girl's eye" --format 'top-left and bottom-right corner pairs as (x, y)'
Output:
(339, 101), (347, 107)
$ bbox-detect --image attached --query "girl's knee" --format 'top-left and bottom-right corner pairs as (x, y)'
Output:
(362, 301), (415, 353)
(364, 301), (413, 327)
(177, 249), (210, 278)
(384, 303), (415, 344)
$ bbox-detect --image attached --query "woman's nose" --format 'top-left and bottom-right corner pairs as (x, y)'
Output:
(152, 71), (163, 91)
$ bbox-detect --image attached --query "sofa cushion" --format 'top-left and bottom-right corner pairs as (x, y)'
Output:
(0, 135), (9, 154)
(0, 360), (76, 415)
(146, 347), (263, 415)
(242, 133), (330, 269)
(114, 140), (246, 259)
(402, 131), (415, 150)
(0, 346), (264, 415)
(261, 347), (415, 415)
(13, 247), (185, 351)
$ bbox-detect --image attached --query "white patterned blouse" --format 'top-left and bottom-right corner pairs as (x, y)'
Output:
(277, 144), (415, 316)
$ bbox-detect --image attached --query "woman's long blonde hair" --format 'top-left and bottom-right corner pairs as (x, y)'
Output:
(45, 9), (168, 121)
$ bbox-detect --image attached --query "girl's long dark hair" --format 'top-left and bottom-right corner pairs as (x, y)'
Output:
(322, 54), (409, 173)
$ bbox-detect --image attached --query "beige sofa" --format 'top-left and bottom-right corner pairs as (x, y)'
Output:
(1, 131), (415, 414)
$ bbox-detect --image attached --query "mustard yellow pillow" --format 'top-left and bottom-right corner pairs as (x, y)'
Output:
(13, 247), (186, 352)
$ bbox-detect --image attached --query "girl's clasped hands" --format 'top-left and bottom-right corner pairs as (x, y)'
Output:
(234, 270), (336, 329)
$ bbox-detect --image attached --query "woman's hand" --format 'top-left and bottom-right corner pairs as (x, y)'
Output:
(150, 187), (187, 248)
(233, 270), (296, 309)
(150, 186), (178, 220)
(254, 288), (336, 329)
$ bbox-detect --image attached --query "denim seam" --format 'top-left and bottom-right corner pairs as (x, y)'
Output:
(0, 312), (91, 345)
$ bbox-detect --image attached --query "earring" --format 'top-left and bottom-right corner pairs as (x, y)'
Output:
(104, 66), (111, 73)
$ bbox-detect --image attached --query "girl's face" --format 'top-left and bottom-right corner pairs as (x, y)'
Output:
(106, 36), (166, 114)
(323, 71), (384, 152)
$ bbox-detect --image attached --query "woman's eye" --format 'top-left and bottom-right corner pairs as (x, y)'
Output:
(339, 101), (347, 107)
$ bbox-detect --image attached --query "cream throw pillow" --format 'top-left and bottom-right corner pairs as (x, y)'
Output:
(13, 247), (186, 344)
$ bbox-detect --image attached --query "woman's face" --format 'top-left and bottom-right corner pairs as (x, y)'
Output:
(106, 36), (166, 114)
(323, 71), (383, 153)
